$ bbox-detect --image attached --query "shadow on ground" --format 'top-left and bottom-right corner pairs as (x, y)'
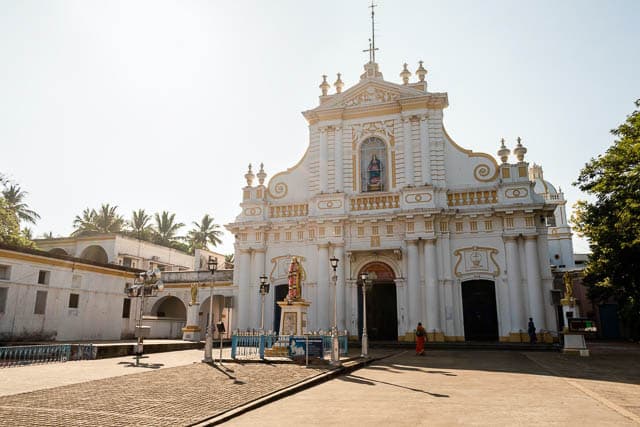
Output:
(366, 342), (640, 386)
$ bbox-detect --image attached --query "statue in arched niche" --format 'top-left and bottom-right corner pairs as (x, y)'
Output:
(367, 154), (383, 191)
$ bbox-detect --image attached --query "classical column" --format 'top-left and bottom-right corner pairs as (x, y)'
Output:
(419, 115), (431, 185)
(537, 229), (558, 332)
(423, 238), (440, 333)
(334, 126), (344, 192)
(505, 236), (525, 333)
(334, 246), (346, 330)
(524, 235), (545, 329)
(236, 249), (251, 329)
(407, 240), (420, 330)
(317, 244), (330, 330)
(251, 249), (265, 329)
(403, 117), (414, 186)
(319, 127), (328, 193)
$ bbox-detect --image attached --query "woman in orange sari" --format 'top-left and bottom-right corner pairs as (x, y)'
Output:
(415, 322), (426, 356)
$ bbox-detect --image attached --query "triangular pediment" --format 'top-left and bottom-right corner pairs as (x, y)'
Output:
(311, 79), (426, 112)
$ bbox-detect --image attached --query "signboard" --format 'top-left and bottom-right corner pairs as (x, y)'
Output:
(568, 318), (597, 333)
(289, 336), (323, 358)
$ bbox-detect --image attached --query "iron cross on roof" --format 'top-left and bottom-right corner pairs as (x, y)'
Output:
(362, 1), (379, 63)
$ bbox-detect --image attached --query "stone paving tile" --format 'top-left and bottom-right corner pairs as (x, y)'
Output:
(0, 362), (328, 426)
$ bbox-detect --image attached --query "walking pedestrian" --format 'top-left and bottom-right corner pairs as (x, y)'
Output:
(415, 322), (426, 355)
(528, 317), (537, 344)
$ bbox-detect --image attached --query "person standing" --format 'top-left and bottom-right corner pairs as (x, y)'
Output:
(528, 317), (537, 344)
(415, 322), (427, 355)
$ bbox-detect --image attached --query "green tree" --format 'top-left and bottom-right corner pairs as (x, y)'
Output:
(152, 211), (184, 246)
(127, 209), (152, 241)
(0, 198), (34, 248)
(72, 204), (124, 236)
(572, 99), (640, 339)
(2, 183), (41, 225)
(187, 214), (223, 251)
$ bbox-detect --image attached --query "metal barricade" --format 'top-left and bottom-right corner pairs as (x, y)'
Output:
(0, 344), (96, 368)
(231, 330), (348, 360)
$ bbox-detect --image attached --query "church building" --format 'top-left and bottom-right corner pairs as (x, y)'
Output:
(226, 54), (574, 342)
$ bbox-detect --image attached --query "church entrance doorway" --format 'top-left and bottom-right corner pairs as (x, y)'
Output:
(461, 280), (499, 341)
(357, 262), (397, 341)
(273, 284), (289, 334)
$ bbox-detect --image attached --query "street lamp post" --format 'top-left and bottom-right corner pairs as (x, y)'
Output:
(259, 275), (270, 331)
(125, 269), (163, 366)
(260, 274), (270, 332)
(203, 256), (218, 363)
(359, 272), (371, 358)
(330, 256), (340, 366)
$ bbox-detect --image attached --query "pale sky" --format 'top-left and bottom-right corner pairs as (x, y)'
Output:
(1, 0), (638, 255)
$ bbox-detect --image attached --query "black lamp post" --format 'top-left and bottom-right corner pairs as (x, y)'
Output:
(259, 275), (270, 330)
(359, 271), (372, 358)
(330, 256), (340, 365)
(203, 256), (218, 363)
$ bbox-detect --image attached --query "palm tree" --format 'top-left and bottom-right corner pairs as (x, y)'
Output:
(93, 204), (124, 233)
(187, 214), (223, 250)
(128, 209), (152, 240)
(72, 208), (98, 236)
(152, 211), (184, 246)
(224, 253), (234, 269)
(21, 227), (33, 240)
(40, 231), (55, 239)
(72, 204), (124, 236)
(2, 184), (41, 225)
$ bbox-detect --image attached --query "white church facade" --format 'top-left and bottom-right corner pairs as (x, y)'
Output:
(226, 59), (574, 343)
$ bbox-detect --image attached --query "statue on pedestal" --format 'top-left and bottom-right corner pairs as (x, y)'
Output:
(287, 257), (306, 302)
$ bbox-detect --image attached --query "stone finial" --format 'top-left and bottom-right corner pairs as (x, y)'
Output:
(513, 136), (527, 162)
(257, 162), (267, 185)
(416, 60), (427, 82)
(400, 63), (411, 85)
(244, 163), (255, 187)
(319, 75), (330, 96)
(497, 138), (511, 163)
(334, 73), (344, 94)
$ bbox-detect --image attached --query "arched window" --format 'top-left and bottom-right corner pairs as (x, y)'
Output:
(360, 137), (387, 192)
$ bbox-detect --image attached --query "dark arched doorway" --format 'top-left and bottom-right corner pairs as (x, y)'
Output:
(461, 280), (499, 341)
(358, 262), (397, 341)
(273, 284), (289, 334)
(151, 296), (187, 319)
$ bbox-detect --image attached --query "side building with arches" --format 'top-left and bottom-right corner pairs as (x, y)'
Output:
(226, 59), (572, 343)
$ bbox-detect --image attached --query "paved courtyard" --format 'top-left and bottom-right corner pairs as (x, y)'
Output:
(0, 349), (332, 426)
(0, 343), (638, 426)
(228, 343), (640, 426)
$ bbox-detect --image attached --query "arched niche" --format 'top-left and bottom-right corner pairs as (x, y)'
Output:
(79, 245), (109, 264)
(49, 248), (69, 257)
(359, 136), (389, 192)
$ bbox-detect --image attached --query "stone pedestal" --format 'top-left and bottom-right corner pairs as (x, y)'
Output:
(182, 303), (202, 342)
(561, 302), (579, 331)
(563, 333), (589, 356)
(278, 299), (310, 335)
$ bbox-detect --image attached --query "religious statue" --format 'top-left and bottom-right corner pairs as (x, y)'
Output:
(190, 283), (198, 306)
(367, 154), (382, 191)
(563, 272), (573, 300)
(287, 257), (306, 302)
